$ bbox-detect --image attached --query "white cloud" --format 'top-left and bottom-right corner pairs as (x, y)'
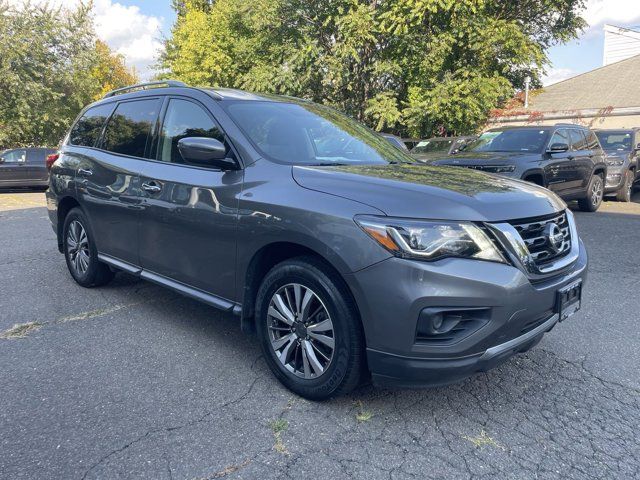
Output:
(92, 0), (164, 79)
(542, 67), (577, 86)
(6, 0), (164, 80)
(582, 0), (640, 33)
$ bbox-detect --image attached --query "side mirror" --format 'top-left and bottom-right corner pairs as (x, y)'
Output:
(547, 142), (569, 154)
(177, 137), (239, 170)
(0, 157), (4, 164)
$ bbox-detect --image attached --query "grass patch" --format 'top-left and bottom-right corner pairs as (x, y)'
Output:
(463, 430), (505, 450)
(354, 400), (373, 422)
(0, 322), (42, 339)
(269, 419), (289, 455)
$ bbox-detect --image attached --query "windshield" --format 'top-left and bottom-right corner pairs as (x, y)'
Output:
(223, 100), (413, 165)
(595, 131), (632, 151)
(411, 139), (453, 154)
(466, 129), (549, 153)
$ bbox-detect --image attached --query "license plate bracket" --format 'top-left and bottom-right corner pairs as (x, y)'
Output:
(556, 280), (582, 322)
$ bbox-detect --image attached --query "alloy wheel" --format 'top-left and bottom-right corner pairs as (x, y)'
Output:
(67, 220), (90, 275)
(267, 283), (335, 379)
(591, 177), (603, 206)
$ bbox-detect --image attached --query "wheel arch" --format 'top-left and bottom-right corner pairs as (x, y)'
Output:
(521, 168), (546, 186)
(56, 196), (82, 252)
(239, 241), (361, 335)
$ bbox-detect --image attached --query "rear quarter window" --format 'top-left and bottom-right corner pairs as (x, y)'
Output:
(69, 103), (116, 147)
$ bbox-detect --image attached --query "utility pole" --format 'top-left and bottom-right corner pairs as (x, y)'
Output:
(524, 75), (531, 108)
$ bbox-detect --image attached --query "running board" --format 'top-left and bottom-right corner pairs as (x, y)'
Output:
(97, 254), (241, 315)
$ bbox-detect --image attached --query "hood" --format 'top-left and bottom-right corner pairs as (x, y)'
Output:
(292, 164), (565, 222)
(430, 151), (535, 166)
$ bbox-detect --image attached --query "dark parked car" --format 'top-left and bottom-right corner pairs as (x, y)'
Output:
(47, 81), (587, 399)
(428, 125), (607, 212)
(410, 136), (476, 161)
(0, 147), (56, 189)
(594, 128), (639, 202)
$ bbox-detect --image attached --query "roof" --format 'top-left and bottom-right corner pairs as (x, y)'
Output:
(529, 54), (640, 112)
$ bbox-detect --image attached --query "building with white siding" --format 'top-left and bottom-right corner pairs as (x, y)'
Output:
(603, 25), (640, 66)
(489, 26), (640, 130)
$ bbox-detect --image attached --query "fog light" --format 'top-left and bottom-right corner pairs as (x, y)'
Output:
(415, 307), (491, 345)
(432, 313), (444, 331)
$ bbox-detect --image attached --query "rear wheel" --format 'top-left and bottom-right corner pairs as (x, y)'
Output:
(63, 208), (114, 287)
(616, 170), (634, 202)
(256, 257), (365, 400)
(578, 174), (604, 212)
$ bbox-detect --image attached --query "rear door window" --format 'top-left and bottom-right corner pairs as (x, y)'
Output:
(569, 129), (587, 151)
(69, 103), (116, 147)
(102, 99), (162, 158)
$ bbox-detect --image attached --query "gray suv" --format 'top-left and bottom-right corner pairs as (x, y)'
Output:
(429, 125), (607, 212)
(47, 81), (588, 399)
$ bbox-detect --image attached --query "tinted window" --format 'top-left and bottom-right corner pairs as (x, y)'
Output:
(102, 99), (161, 158)
(224, 101), (412, 165)
(158, 99), (227, 164)
(466, 129), (549, 153)
(69, 103), (115, 147)
(0, 149), (26, 163)
(412, 139), (453, 154)
(569, 129), (587, 150)
(585, 130), (600, 150)
(595, 131), (632, 151)
(549, 129), (570, 148)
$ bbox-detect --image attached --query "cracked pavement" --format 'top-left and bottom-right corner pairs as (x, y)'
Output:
(1, 192), (639, 479)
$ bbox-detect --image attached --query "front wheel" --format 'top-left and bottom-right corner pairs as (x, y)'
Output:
(256, 257), (366, 400)
(616, 170), (634, 202)
(578, 174), (604, 212)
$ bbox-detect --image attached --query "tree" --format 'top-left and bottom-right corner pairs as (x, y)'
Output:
(0, 1), (137, 149)
(91, 40), (138, 100)
(161, 0), (586, 138)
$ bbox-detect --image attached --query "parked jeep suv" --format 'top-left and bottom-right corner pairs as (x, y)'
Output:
(429, 125), (607, 212)
(594, 128), (639, 202)
(47, 82), (588, 399)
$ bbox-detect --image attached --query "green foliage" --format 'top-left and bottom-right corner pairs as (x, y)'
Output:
(161, 0), (586, 137)
(0, 1), (137, 149)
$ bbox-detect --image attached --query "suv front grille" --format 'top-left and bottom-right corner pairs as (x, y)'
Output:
(509, 211), (571, 265)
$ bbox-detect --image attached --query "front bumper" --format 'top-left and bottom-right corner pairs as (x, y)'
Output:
(345, 238), (588, 388)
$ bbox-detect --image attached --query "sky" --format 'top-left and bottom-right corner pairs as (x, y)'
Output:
(7, 0), (640, 84)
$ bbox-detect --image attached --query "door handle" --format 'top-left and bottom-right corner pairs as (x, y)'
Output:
(141, 181), (162, 194)
(78, 168), (93, 177)
(567, 155), (575, 160)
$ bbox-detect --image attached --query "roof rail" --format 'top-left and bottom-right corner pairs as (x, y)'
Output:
(103, 80), (187, 99)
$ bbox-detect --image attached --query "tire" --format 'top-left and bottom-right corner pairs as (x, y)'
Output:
(616, 170), (634, 202)
(578, 173), (604, 212)
(256, 257), (366, 400)
(63, 208), (114, 287)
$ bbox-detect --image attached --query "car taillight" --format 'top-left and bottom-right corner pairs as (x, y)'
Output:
(46, 153), (59, 171)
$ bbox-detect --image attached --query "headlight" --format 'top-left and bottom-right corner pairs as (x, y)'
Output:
(355, 216), (507, 263)
(606, 157), (624, 166)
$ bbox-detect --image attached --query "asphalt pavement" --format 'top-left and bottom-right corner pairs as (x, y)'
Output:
(1, 191), (639, 480)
